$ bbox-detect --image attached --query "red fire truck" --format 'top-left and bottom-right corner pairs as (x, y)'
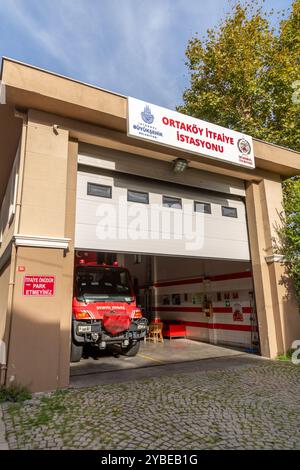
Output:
(71, 253), (148, 362)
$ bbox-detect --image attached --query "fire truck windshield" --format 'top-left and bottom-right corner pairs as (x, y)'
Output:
(76, 266), (134, 302)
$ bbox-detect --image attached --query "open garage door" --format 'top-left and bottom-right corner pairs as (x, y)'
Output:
(72, 251), (257, 349)
(70, 250), (259, 382)
(124, 254), (258, 351)
(71, 148), (258, 381)
(75, 168), (250, 261)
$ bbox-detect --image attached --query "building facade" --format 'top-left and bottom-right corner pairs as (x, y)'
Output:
(0, 57), (300, 392)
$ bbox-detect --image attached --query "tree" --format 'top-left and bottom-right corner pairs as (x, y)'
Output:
(277, 177), (300, 303)
(179, 0), (300, 304)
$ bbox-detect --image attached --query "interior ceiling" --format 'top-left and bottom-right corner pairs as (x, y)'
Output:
(0, 104), (22, 204)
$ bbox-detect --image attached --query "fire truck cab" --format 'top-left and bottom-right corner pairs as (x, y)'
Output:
(71, 255), (148, 362)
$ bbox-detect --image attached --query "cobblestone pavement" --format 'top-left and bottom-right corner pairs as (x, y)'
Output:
(2, 361), (300, 450)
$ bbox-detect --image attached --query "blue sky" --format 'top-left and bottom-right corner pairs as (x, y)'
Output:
(0, 0), (293, 109)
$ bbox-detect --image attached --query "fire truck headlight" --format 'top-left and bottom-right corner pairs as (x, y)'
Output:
(75, 311), (91, 319)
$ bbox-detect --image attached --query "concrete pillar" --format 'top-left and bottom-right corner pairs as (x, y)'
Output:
(246, 178), (300, 358)
(59, 139), (78, 388)
(5, 111), (78, 392)
(0, 261), (11, 384)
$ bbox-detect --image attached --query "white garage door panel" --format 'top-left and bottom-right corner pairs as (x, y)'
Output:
(78, 145), (246, 197)
(76, 199), (247, 241)
(75, 171), (250, 260)
(75, 223), (250, 259)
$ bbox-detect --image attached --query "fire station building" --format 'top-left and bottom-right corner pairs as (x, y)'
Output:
(0, 57), (300, 392)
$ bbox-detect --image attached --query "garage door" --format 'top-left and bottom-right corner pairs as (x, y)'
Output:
(75, 168), (250, 261)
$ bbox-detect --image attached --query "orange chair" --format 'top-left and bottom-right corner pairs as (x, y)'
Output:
(145, 322), (164, 343)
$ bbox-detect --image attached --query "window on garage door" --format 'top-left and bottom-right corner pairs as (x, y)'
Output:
(194, 201), (211, 214)
(162, 195), (182, 209)
(127, 189), (149, 204)
(222, 206), (238, 218)
(87, 182), (112, 198)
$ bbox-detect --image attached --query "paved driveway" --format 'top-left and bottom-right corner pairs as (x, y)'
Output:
(2, 357), (300, 450)
(70, 339), (245, 383)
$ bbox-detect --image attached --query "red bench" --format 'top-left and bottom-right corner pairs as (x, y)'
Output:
(163, 323), (186, 339)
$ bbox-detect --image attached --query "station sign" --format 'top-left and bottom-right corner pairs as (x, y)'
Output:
(127, 97), (255, 169)
(23, 276), (55, 297)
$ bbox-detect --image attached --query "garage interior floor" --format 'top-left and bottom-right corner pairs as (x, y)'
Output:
(70, 338), (249, 383)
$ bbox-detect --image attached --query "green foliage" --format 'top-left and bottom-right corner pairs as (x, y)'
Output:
(179, 0), (300, 148)
(277, 176), (300, 303)
(0, 383), (31, 403)
(30, 392), (67, 426)
(276, 347), (296, 361)
(179, 0), (300, 304)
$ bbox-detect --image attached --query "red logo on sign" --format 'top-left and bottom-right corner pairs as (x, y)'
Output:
(23, 276), (55, 297)
(18, 266), (26, 272)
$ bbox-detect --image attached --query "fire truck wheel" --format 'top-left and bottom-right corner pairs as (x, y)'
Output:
(122, 340), (140, 357)
(70, 341), (83, 362)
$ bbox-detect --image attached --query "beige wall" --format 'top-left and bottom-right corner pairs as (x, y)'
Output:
(0, 262), (11, 382)
(5, 112), (78, 392)
(0, 141), (20, 258)
(7, 247), (69, 390)
(0, 104), (22, 205)
(18, 110), (69, 237)
(0, 262), (10, 340)
(246, 179), (300, 357)
(0, 138), (21, 384)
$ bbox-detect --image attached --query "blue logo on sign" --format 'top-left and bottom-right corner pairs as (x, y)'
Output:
(141, 105), (154, 124)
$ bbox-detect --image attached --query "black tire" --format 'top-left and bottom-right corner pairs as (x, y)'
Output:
(122, 341), (140, 357)
(70, 341), (83, 362)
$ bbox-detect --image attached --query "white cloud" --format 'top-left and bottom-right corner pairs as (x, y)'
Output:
(2, 0), (73, 68)
(2, 0), (285, 108)
(1, 0), (192, 106)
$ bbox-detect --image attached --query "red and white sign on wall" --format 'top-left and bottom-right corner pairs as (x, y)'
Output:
(127, 97), (255, 169)
(23, 276), (56, 297)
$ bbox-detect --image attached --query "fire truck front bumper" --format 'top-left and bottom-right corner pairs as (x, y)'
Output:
(72, 317), (148, 345)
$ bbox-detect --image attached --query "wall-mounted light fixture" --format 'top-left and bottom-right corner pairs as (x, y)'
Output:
(53, 124), (60, 135)
(173, 158), (188, 173)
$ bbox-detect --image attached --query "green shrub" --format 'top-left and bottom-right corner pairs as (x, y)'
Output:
(276, 349), (295, 362)
(0, 383), (32, 403)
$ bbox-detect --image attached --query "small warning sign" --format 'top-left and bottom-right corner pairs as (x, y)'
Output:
(23, 276), (55, 297)
(233, 303), (243, 322)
